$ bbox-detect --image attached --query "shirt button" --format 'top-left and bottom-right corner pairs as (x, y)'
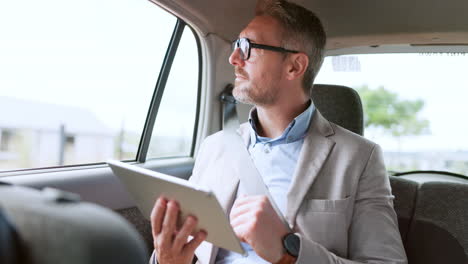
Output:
(264, 148), (270, 154)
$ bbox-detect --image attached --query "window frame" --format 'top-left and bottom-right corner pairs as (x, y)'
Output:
(138, 20), (202, 162)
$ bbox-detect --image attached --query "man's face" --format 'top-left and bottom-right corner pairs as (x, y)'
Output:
(229, 16), (287, 106)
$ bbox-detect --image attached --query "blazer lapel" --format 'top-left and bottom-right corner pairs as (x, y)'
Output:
(213, 123), (249, 210)
(286, 111), (335, 227)
(237, 123), (251, 146)
(195, 179), (239, 264)
(195, 125), (250, 264)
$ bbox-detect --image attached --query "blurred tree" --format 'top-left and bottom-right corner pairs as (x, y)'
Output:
(356, 85), (430, 137)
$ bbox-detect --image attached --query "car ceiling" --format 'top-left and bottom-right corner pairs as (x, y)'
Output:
(153, 0), (468, 50)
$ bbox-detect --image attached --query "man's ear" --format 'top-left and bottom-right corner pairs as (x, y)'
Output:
(285, 53), (309, 81)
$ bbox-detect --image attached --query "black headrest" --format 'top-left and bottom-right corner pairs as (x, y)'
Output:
(311, 84), (364, 136)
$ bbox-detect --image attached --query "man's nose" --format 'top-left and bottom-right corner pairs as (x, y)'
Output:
(229, 48), (245, 67)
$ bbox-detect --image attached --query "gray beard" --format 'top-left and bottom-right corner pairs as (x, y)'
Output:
(233, 82), (278, 106)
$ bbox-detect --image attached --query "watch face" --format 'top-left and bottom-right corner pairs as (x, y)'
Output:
(283, 233), (300, 257)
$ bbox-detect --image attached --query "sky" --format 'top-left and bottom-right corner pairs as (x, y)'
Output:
(1, 0), (467, 154)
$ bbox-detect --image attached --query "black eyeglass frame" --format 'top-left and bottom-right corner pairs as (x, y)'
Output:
(232, 37), (299, 61)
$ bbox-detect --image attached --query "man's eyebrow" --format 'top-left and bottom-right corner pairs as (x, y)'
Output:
(247, 35), (262, 43)
(246, 37), (260, 43)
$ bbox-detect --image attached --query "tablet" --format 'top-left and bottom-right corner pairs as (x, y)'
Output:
(107, 160), (245, 255)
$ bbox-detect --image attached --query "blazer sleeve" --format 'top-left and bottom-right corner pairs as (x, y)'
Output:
(296, 144), (408, 264)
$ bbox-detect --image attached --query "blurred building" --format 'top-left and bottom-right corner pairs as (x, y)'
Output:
(0, 97), (114, 170)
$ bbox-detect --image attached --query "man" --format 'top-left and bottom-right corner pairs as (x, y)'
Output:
(150, 0), (407, 263)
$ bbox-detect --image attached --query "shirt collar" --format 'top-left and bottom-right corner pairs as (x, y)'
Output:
(248, 100), (315, 145)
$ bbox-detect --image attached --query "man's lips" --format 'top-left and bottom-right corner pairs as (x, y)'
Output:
(235, 67), (248, 80)
(235, 74), (247, 80)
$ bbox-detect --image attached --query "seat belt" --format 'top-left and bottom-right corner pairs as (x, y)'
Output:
(220, 84), (291, 231)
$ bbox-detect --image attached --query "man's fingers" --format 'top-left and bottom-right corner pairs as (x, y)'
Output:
(150, 197), (167, 238)
(173, 216), (197, 251)
(160, 200), (180, 247)
(230, 210), (254, 228)
(230, 195), (270, 222)
(232, 223), (249, 243)
(232, 195), (258, 206)
(184, 230), (207, 253)
(232, 195), (269, 209)
(229, 201), (254, 220)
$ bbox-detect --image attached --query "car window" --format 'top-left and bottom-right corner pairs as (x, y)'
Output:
(315, 53), (468, 176)
(0, 0), (199, 172)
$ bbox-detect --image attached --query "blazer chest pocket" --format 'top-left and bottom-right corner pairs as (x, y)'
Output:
(296, 197), (353, 257)
(304, 196), (352, 213)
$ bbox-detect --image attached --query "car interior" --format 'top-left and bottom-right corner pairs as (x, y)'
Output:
(0, 0), (467, 263)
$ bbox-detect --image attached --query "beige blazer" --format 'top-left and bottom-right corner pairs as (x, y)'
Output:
(151, 111), (407, 264)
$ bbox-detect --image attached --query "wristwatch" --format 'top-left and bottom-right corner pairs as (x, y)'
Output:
(275, 233), (300, 264)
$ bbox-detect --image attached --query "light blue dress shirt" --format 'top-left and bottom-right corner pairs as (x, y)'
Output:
(215, 102), (315, 264)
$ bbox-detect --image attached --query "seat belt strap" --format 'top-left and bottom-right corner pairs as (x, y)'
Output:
(220, 85), (291, 231)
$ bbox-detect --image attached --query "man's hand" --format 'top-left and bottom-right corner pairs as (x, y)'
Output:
(151, 197), (207, 264)
(230, 195), (289, 263)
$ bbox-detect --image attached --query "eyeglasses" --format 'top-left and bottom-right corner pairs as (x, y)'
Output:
(232, 37), (299, 61)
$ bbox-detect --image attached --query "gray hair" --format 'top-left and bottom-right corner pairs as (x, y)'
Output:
(255, 0), (326, 95)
